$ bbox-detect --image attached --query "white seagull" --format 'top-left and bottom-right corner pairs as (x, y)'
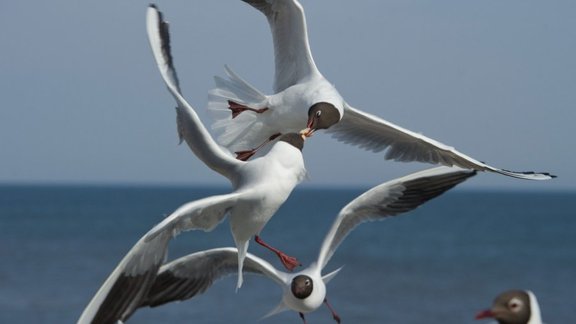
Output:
(208, 0), (554, 180)
(476, 290), (543, 324)
(130, 166), (476, 323)
(78, 6), (308, 322)
(147, 4), (308, 284)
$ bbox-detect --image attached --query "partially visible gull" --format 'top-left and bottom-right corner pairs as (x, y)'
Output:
(476, 290), (543, 324)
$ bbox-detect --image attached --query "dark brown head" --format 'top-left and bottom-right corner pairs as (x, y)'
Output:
(304, 102), (341, 136)
(476, 290), (531, 324)
(277, 133), (305, 151)
(291, 275), (313, 299)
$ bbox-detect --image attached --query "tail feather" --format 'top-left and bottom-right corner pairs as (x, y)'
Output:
(235, 240), (250, 290)
(261, 301), (290, 319)
(218, 64), (265, 102)
(208, 65), (269, 150)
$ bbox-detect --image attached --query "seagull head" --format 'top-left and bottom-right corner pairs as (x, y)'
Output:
(277, 132), (306, 151)
(268, 266), (341, 317)
(291, 275), (314, 299)
(301, 102), (341, 137)
(476, 290), (532, 324)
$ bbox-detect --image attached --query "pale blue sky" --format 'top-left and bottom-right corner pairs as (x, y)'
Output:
(1, 0), (573, 190)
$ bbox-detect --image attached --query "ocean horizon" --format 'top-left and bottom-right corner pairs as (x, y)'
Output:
(1, 185), (574, 323)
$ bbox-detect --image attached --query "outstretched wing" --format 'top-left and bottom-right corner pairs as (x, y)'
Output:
(316, 166), (476, 269)
(140, 247), (287, 308)
(326, 103), (555, 180)
(78, 230), (172, 324)
(78, 192), (243, 323)
(146, 5), (241, 180)
(145, 193), (243, 243)
(242, 0), (320, 92)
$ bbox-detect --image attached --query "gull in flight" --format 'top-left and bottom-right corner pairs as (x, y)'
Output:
(146, 3), (309, 285)
(476, 290), (543, 324)
(131, 166), (477, 323)
(207, 0), (555, 180)
(77, 6), (310, 323)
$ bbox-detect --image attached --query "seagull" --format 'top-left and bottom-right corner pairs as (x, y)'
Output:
(131, 166), (476, 323)
(476, 290), (543, 324)
(147, 4), (308, 284)
(207, 0), (555, 180)
(77, 5), (309, 324)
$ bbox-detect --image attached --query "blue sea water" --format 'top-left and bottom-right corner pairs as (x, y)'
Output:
(0, 185), (574, 323)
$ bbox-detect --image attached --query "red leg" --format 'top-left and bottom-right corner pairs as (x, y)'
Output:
(324, 298), (341, 323)
(254, 235), (300, 271)
(299, 312), (307, 324)
(228, 100), (268, 119)
(234, 133), (282, 161)
(234, 149), (257, 161)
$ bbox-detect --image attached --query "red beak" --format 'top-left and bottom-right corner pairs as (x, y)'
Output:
(306, 115), (315, 129)
(475, 309), (495, 320)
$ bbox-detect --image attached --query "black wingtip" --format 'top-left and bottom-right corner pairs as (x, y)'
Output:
(501, 168), (557, 179)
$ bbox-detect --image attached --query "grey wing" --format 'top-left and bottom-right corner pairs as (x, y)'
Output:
(78, 193), (243, 323)
(144, 193), (243, 243)
(242, 0), (320, 92)
(141, 247), (287, 308)
(316, 166), (476, 269)
(327, 104), (555, 180)
(146, 5), (240, 180)
(77, 230), (172, 324)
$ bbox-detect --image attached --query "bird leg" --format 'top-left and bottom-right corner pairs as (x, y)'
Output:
(235, 133), (282, 161)
(254, 235), (301, 271)
(228, 100), (268, 119)
(324, 298), (341, 323)
(299, 312), (307, 324)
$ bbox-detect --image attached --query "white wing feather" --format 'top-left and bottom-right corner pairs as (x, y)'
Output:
(242, 0), (320, 92)
(316, 166), (476, 269)
(145, 193), (243, 242)
(327, 103), (555, 180)
(146, 5), (241, 180)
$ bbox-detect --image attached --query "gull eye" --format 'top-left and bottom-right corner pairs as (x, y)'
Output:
(315, 110), (322, 117)
(508, 297), (523, 312)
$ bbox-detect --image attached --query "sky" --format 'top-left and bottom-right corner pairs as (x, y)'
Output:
(1, 0), (574, 190)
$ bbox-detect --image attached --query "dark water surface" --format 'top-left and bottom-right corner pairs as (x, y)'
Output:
(1, 185), (574, 323)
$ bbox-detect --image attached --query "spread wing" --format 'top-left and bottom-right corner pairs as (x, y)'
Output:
(145, 193), (243, 243)
(326, 103), (555, 180)
(140, 247), (288, 308)
(316, 166), (476, 269)
(242, 0), (320, 92)
(78, 193), (243, 323)
(147, 5), (241, 180)
(77, 230), (172, 324)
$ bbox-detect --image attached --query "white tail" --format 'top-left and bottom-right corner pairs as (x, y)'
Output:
(208, 65), (269, 151)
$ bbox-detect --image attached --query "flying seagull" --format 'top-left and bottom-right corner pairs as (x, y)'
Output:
(207, 0), (555, 180)
(476, 290), (543, 324)
(133, 166), (476, 323)
(146, 3), (310, 285)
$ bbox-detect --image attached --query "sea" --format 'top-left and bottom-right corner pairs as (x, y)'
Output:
(0, 185), (574, 324)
